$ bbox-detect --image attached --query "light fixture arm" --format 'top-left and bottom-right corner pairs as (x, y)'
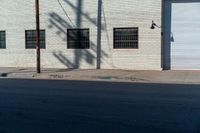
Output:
(151, 20), (161, 29)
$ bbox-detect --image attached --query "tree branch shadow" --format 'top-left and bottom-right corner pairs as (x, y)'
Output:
(48, 0), (108, 69)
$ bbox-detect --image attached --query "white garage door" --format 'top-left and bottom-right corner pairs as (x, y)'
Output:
(164, 0), (200, 70)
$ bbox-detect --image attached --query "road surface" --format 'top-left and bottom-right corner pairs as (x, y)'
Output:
(0, 79), (200, 133)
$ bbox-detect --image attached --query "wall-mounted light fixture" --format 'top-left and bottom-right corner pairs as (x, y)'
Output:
(151, 20), (161, 29)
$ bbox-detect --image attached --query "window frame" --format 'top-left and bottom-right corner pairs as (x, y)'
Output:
(113, 27), (139, 49)
(67, 28), (90, 49)
(0, 31), (6, 49)
(25, 30), (46, 49)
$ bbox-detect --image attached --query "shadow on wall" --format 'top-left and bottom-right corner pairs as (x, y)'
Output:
(48, 0), (108, 69)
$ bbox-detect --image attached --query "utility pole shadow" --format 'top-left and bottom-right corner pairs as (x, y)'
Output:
(48, 0), (108, 69)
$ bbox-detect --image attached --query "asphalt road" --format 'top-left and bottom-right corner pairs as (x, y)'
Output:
(0, 79), (200, 133)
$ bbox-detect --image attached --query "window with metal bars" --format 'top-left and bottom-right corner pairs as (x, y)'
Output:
(67, 29), (90, 49)
(0, 31), (6, 49)
(113, 27), (139, 49)
(25, 30), (45, 49)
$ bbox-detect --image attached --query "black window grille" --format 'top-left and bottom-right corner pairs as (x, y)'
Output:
(25, 30), (45, 49)
(114, 27), (139, 49)
(67, 29), (89, 49)
(0, 31), (6, 49)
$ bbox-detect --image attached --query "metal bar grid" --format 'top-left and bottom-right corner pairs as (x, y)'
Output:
(0, 31), (6, 49)
(67, 29), (90, 49)
(114, 27), (138, 49)
(25, 30), (45, 49)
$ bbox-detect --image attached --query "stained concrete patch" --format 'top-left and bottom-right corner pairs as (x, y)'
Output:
(49, 74), (71, 79)
(98, 76), (113, 80)
(0, 73), (8, 77)
(8, 73), (35, 79)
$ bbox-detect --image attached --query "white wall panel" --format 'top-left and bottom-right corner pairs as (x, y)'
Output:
(164, 0), (200, 70)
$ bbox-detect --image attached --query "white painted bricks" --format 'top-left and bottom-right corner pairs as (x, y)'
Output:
(0, 0), (162, 70)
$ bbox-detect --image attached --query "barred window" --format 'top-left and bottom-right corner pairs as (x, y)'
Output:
(0, 31), (6, 49)
(25, 30), (45, 49)
(67, 29), (89, 49)
(114, 27), (139, 49)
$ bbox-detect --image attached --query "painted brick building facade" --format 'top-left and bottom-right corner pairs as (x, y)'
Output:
(0, 0), (163, 70)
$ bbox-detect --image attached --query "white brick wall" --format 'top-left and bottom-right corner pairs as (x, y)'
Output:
(0, 0), (162, 70)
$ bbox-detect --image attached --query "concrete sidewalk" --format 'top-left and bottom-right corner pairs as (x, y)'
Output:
(1, 67), (200, 84)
